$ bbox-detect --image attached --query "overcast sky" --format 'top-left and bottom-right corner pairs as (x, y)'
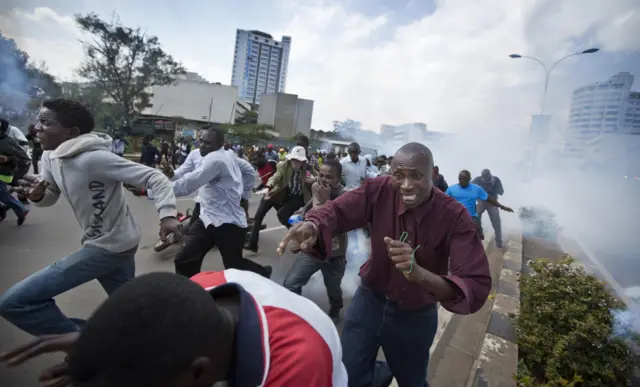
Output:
(1, 0), (638, 132)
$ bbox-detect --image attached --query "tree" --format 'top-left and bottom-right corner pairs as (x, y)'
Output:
(75, 13), (185, 126)
(235, 110), (258, 125)
(220, 123), (275, 143)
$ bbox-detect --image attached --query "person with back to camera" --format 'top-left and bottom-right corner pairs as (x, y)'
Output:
(0, 270), (348, 387)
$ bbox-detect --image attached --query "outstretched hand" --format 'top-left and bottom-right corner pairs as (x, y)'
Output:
(12, 175), (49, 201)
(277, 221), (318, 255)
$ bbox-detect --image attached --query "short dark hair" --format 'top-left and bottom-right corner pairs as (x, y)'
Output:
(208, 127), (226, 147)
(296, 134), (310, 148)
(322, 158), (342, 177)
(67, 272), (233, 387)
(460, 169), (471, 178)
(42, 99), (95, 134)
(347, 142), (360, 152)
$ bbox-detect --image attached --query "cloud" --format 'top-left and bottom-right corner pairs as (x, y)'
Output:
(1, 1), (638, 132)
(0, 7), (85, 81)
(275, 0), (638, 131)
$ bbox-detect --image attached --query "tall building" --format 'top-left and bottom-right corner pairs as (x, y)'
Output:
(564, 72), (640, 172)
(257, 92), (313, 138)
(231, 30), (291, 105)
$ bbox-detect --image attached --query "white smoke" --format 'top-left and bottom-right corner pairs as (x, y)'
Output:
(611, 309), (640, 341)
(305, 229), (370, 299)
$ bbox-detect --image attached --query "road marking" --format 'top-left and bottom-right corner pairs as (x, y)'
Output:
(262, 225), (285, 233)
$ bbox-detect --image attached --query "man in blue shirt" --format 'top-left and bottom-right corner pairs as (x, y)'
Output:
(446, 170), (513, 242)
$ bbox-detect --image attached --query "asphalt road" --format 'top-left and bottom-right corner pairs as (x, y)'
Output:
(0, 192), (354, 386)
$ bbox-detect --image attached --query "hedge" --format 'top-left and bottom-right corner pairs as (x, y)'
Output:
(515, 256), (639, 386)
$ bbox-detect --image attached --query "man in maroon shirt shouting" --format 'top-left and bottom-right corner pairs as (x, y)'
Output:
(277, 142), (492, 387)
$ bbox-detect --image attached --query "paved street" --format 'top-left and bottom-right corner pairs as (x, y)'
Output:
(0, 193), (357, 386)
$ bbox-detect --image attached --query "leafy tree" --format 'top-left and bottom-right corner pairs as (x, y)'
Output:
(74, 13), (185, 126)
(235, 110), (258, 125)
(220, 123), (275, 143)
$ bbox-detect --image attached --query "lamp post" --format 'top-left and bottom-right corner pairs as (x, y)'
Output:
(509, 48), (599, 175)
(509, 48), (599, 115)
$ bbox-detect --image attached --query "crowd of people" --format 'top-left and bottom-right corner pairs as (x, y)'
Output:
(0, 98), (515, 387)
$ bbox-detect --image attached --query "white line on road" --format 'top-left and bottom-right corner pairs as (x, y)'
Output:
(261, 225), (286, 233)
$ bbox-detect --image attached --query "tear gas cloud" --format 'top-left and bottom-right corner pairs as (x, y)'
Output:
(0, 38), (32, 116)
(306, 113), (639, 330)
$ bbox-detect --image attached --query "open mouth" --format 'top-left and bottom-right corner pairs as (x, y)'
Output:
(402, 194), (417, 202)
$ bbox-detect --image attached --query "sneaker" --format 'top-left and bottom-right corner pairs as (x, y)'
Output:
(496, 241), (503, 249)
(328, 306), (341, 324)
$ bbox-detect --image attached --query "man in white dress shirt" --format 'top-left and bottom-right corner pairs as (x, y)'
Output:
(170, 128), (271, 279)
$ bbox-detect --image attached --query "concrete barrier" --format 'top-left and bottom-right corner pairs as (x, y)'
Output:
(469, 237), (521, 387)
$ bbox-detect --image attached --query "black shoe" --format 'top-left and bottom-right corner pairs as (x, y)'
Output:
(17, 212), (27, 226)
(264, 265), (273, 279)
(328, 306), (341, 324)
(496, 241), (503, 248)
(244, 242), (258, 253)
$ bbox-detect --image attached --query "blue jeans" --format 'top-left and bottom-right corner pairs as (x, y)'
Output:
(0, 181), (26, 217)
(341, 285), (438, 387)
(0, 246), (136, 336)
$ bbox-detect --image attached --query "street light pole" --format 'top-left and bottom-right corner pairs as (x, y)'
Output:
(508, 48), (599, 175)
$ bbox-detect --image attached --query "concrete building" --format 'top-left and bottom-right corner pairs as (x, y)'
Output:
(257, 92), (313, 138)
(380, 122), (428, 143)
(564, 72), (640, 171)
(231, 30), (292, 105)
(142, 72), (250, 125)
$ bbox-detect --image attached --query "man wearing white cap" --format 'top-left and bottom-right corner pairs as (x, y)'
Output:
(246, 146), (312, 252)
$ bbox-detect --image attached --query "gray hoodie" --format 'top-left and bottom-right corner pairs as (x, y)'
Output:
(35, 133), (177, 253)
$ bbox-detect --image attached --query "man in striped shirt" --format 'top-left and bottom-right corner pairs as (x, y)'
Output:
(0, 271), (348, 387)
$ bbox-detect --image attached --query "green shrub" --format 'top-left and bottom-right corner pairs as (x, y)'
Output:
(515, 256), (637, 386)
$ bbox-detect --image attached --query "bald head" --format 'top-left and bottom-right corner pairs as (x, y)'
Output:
(395, 142), (434, 167)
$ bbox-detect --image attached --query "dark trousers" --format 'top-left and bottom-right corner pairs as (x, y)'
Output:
(472, 215), (484, 240)
(247, 194), (305, 248)
(31, 150), (42, 174)
(341, 285), (438, 387)
(282, 254), (346, 309)
(174, 219), (269, 278)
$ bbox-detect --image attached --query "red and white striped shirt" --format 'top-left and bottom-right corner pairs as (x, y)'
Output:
(191, 269), (348, 387)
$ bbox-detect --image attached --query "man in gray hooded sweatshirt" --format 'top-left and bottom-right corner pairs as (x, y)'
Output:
(0, 99), (182, 336)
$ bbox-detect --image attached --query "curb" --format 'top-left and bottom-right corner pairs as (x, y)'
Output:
(470, 236), (522, 387)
